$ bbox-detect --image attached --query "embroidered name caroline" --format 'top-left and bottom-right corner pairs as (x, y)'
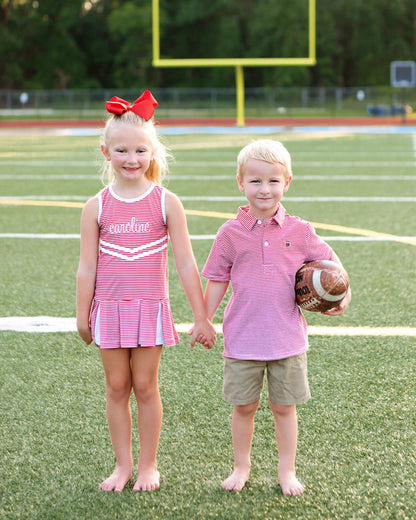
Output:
(108, 217), (150, 234)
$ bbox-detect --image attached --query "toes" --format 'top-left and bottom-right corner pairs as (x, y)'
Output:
(100, 469), (131, 493)
(133, 471), (160, 492)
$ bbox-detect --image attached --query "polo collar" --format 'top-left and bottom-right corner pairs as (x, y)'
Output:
(237, 204), (286, 230)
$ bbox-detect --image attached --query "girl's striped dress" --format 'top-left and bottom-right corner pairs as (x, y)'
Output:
(90, 183), (179, 348)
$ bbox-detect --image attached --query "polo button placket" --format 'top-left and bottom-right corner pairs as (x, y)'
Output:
(263, 219), (275, 267)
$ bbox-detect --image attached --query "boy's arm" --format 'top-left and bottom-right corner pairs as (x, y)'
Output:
(204, 280), (229, 321)
(321, 251), (351, 316)
(165, 192), (216, 348)
(76, 197), (99, 345)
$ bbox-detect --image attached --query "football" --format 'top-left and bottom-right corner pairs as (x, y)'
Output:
(295, 260), (349, 312)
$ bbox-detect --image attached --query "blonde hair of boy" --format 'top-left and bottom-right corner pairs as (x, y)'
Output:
(237, 139), (292, 180)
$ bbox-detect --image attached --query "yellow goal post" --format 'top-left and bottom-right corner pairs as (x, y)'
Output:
(152, 0), (316, 126)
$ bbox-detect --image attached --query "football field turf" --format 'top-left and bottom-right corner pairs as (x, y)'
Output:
(0, 127), (415, 519)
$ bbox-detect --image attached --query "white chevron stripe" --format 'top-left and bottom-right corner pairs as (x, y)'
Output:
(100, 235), (167, 254)
(100, 242), (168, 261)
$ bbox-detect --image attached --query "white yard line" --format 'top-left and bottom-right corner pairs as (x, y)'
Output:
(0, 195), (88, 201)
(1, 172), (415, 181)
(179, 196), (416, 202)
(0, 316), (415, 336)
(1, 161), (416, 169)
(1, 195), (416, 202)
(1, 233), (416, 242)
(0, 174), (98, 180)
(0, 233), (81, 239)
(0, 161), (96, 167)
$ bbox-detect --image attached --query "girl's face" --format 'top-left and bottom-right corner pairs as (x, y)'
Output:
(237, 158), (291, 219)
(101, 124), (154, 184)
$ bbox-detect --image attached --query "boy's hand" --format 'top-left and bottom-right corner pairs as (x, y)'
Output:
(322, 288), (351, 316)
(188, 320), (216, 349)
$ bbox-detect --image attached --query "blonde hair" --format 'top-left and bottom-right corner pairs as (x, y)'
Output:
(237, 139), (292, 180)
(101, 110), (170, 186)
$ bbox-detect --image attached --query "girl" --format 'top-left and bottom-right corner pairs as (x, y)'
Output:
(76, 91), (216, 493)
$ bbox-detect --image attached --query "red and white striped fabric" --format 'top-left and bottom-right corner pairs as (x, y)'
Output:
(90, 184), (179, 348)
(202, 204), (333, 361)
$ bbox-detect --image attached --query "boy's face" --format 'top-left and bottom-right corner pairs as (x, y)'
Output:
(237, 158), (291, 219)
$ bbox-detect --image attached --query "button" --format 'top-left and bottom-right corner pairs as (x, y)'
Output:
(257, 219), (262, 225)
(264, 241), (269, 246)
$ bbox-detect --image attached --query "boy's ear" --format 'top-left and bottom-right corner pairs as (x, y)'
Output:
(236, 174), (245, 192)
(101, 144), (111, 160)
(284, 175), (292, 192)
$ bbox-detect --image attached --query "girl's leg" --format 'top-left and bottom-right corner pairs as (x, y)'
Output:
(222, 400), (259, 492)
(269, 402), (305, 496)
(100, 348), (134, 492)
(130, 345), (163, 491)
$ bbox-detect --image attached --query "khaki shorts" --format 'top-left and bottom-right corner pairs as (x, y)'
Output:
(223, 353), (311, 406)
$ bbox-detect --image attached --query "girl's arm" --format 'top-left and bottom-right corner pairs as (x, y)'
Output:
(165, 191), (216, 348)
(322, 250), (351, 316)
(76, 197), (99, 345)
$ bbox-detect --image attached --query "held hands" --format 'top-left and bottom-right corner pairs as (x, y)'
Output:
(188, 319), (216, 349)
(321, 287), (352, 316)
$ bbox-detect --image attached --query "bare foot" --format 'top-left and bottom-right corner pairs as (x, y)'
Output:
(221, 467), (250, 492)
(279, 471), (305, 496)
(100, 465), (132, 493)
(132, 469), (160, 491)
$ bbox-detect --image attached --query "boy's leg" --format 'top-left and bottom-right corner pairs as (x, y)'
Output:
(100, 348), (134, 492)
(222, 400), (260, 492)
(269, 402), (304, 496)
(130, 345), (163, 491)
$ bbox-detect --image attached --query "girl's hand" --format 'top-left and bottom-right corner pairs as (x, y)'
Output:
(77, 323), (93, 345)
(188, 320), (216, 349)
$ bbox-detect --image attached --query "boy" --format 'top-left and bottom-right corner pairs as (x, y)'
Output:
(202, 140), (351, 495)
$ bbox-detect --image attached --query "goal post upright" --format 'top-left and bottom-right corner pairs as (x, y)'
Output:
(309, 0), (316, 64)
(235, 65), (245, 128)
(152, 0), (316, 126)
(152, 0), (160, 64)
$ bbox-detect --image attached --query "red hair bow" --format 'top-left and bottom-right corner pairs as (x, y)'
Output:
(105, 90), (158, 121)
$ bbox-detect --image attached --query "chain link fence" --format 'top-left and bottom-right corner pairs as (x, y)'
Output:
(1, 86), (415, 119)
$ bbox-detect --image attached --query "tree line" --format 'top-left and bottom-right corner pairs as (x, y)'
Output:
(1, 0), (415, 90)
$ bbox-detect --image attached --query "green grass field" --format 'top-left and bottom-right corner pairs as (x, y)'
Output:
(1, 127), (416, 519)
